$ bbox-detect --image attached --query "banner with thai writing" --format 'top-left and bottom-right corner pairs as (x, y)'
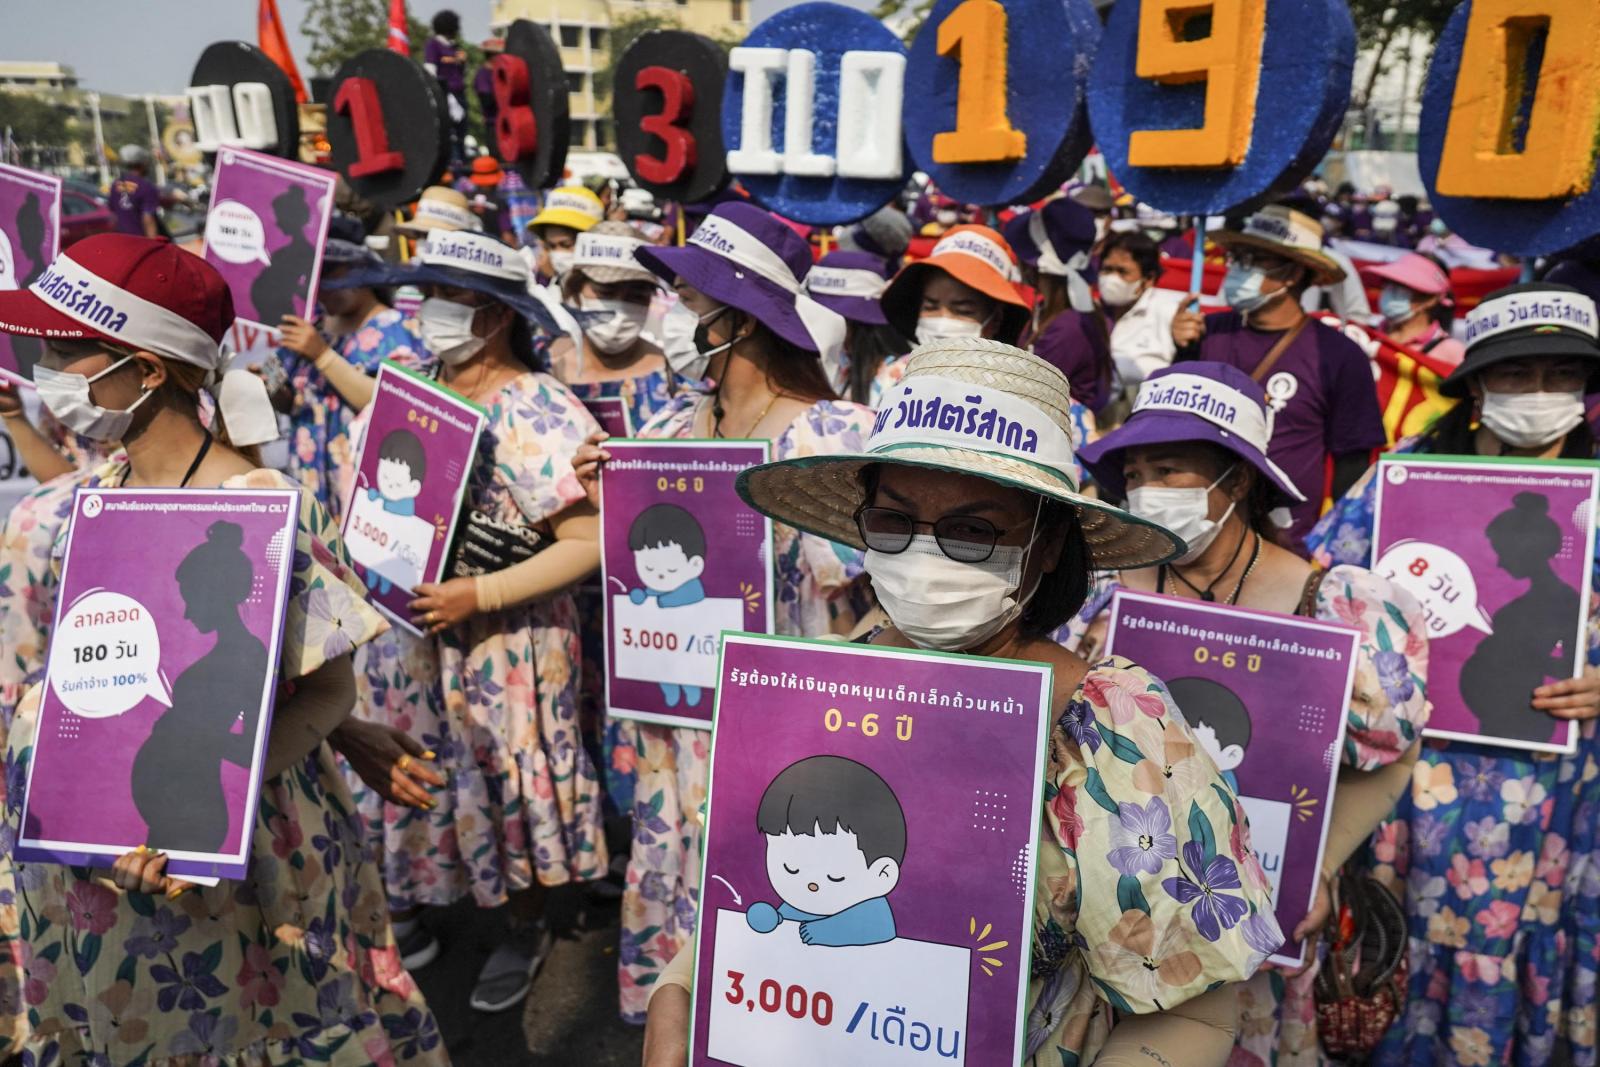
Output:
(0, 164), (61, 386)
(600, 439), (772, 729)
(17, 486), (300, 880)
(343, 362), (485, 634)
(691, 634), (1052, 1066)
(1372, 455), (1598, 753)
(1103, 590), (1357, 967)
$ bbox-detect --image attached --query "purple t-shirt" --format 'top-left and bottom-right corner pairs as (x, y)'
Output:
(1027, 309), (1111, 413)
(1182, 311), (1385, 546)
(425, 36), (467, 95)
(109, 173), (159, 235)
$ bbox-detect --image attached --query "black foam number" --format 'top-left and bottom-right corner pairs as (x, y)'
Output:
(614, 30), (729, 203)
(327, 50), (450, 210)
(496, 20), (570, 190)
(187, 42), (300, 160)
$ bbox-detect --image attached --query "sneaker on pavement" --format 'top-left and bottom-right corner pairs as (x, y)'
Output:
(469, 922), (554, 1013)
(397, 923), (441, 972)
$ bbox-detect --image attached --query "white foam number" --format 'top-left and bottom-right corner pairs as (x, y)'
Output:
(185, 83), (281, 152)
(728, 47), (906, 180)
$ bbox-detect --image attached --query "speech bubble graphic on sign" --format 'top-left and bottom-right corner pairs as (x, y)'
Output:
(1374, 540), (1494, 638)
(205, 200), (273, 265)
(50, 588), (172, 718)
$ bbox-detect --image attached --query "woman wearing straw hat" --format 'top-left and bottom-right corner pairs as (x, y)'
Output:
(642, 338), (1282, 1066)
(571, 200), (877, 1020)
(267, 216), (429, 525)
(0, 234), (447, 1063)
(1069, 363), (1431, 1063)
(803, 249), (911, 406)
(1368, 251), (1466, 367)
(340, 229), (610, 1013)
(1307, 282), (1600, 1066)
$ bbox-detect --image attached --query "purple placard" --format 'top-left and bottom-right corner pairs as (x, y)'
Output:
(343, 362), (485, 634)
(1103, 590), (1357, 967)
(17, 486), (300, 880)
(0, 164), (61, 387)
(585, 395), (633, 439)
(204, 146), (336, 329)
(1373, 455), (1598, 753)
(601, 440), (774, 729)
(690, 634), (1052, 1067)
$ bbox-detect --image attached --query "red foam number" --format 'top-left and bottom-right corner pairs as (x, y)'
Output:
(634, 66), (697, 184)
(493, 54), (538, 161)
(333, 76), (405, 177)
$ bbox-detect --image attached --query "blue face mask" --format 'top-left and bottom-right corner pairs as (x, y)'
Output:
(1222, 264), (1283, 314)
(1379, 285), (1418, 325)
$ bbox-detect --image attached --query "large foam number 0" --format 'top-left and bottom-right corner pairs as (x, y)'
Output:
(1434, 0), (1600, 199)
(931, 0), (1026, 164)
(187, 83), (280, 152)
(492, 54), (538, 161)
(634, 66), (698, 184)
(333, 77), (404, 177)
(1127, 0), (1265, 168)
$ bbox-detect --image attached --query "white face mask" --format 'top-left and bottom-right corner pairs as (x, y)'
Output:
(663, 304), (729, 382)
(1098, 273), (1144, 308)
(914, 314), (985, 347)
(580, 296), (648, 355)
(418, 297), (486, 366)
(1480, 389), (1585, 450)
(35, 356), (153, 442)
(547, 250), (575, 279)
(1125, 465), (1238, 564)
(1222, 265), (1287, 315)
(935, 209), (958, 227)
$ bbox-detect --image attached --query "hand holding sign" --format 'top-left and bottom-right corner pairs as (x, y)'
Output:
(50, 589), (171, 718)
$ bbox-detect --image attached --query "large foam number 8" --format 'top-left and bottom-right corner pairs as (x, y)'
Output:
(931, 0), (1026, 164)
(492, 54), (538, 162)
(1433, 0), (1600, 200)
(1127, 0), (1265, 168)
(634, 67), (697, 184)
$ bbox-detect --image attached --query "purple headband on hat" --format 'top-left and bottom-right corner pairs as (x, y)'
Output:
(805, 250), (892, 326)
(1078, 363), (1305, 506)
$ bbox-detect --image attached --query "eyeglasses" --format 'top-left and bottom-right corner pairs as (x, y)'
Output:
(854, 505), (1008, 563)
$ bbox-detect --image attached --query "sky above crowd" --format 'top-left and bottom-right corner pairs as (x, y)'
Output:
(1, 0), (818, 97)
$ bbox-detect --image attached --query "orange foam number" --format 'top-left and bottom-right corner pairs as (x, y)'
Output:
(931, 0), (1026, 164)
(1435, 0), (1600, 199)
(1127, 0), (1265, 169)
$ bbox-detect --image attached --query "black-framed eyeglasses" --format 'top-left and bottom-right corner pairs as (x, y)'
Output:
(854, 505), (1008, 563)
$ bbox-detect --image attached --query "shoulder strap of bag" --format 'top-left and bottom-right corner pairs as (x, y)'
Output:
(1250, 316), (1312, 383)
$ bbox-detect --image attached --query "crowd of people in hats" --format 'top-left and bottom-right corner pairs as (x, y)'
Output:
(1, 109), (1600, 1067)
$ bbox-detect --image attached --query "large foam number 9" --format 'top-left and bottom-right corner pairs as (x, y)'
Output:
(1127, 0), (1264, 168)
(931, 0), (1026, 164)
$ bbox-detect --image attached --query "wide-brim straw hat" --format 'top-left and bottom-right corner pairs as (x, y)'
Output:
(396, 185), (478, 237)
(736, 338), (1185, 570)
(1211, 205), (1346, 286)
(570, 220), (660, 286)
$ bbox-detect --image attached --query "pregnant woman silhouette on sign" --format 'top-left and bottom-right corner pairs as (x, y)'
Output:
(130, 521), (267, 852)
(249, 184), (316, 323)
(1458, 492), (1581, 744)
(7, 192), (46, 376)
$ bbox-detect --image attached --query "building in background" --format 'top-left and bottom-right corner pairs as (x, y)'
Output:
(0, 62), (133, 125)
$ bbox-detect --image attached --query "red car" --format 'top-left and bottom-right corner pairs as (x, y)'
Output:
(60, 186), (113, 245)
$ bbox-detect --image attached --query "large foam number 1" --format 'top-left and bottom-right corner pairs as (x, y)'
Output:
(333, 77), (404, 177)
(931, 0), (1026, 164)
(634, 66), (698, 184)
(492, 54), (538, 161)
(1127, 0), (1265, 168)
(1435, 0), (1600, 199)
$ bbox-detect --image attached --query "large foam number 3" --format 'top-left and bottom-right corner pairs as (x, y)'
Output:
(1435, 0), (1600, 199)
(492, 54), (538, 161)
(931, 0), (1026, 164)
(1127, 0), (1265, 168)
(634, 67), (698, 184)
(333, 77), (404, 176)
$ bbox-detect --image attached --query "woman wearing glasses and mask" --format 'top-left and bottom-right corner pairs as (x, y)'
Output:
(1307, 282), (1600, 1067)
(571, 201), (876, 1021)
(1064, 362), (1431, 1062)
(642, 338), (1282, 1067)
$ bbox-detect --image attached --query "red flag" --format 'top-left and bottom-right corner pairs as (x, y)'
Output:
(388, 0), (411, 55)
(1310, 312), (1455, 446)
(258, 0), (308, 104)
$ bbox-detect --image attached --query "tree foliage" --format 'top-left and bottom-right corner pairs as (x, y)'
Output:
(300, 0), (394, 74)
(0, 92), (70, 145)
(594, 13), (694, 100)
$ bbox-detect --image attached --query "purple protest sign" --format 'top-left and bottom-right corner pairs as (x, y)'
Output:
(584, 395), (632, 439)
(1373, 455), (1598, 753)
(0, 164), (61, 387)
(204, 146), (336, 329)
(17, 486), (300, 880)
(601, 439), (773, 729)
(1103, 590), (1356, 967)
(690, 634), (1052, 1066)
(343, 362), (485, 634)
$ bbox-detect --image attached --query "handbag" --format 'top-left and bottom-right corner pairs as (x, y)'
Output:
(1314, 870), (1409, 1058)
(444, 505), (548, 579)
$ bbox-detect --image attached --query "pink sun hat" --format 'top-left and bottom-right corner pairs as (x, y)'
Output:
(1367, 252), (1452, 301)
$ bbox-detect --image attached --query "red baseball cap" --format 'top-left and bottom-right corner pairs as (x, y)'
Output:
(0, 234), (233, 369)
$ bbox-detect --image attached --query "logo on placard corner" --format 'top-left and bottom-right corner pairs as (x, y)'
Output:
(219, 148), (236, 166)
(80, 493), (103, 518)
(1385, 465), (1408, 486)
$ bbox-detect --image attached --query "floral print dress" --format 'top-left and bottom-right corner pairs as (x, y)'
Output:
(351, 371), (610, 911)
(1306, 436), (1600, 1067)
(0, 464), (448, 1066)
(616, 395), (875, 1022)
(279, 308), (426, 524)
(1029, 658), (1280, 1063)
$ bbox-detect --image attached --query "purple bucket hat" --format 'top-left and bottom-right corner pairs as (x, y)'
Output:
(805, 250), (892, 326)
(1078, 363), (1305, 506)
(1003, 197), (1099, 271)
(635, 201), (845, 358)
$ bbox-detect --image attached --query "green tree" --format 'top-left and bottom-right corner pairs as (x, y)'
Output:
(594, 13), (687, 100)
(0, 91), (70, 145)
(1346, 0), (1456, 111)
(301, 0), (391, 74)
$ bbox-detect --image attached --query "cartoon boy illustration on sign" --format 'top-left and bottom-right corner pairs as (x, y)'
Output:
(628, 504), (709, 708)
(745, 755), (906, 947)
(1167, 676), (1252, 793)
